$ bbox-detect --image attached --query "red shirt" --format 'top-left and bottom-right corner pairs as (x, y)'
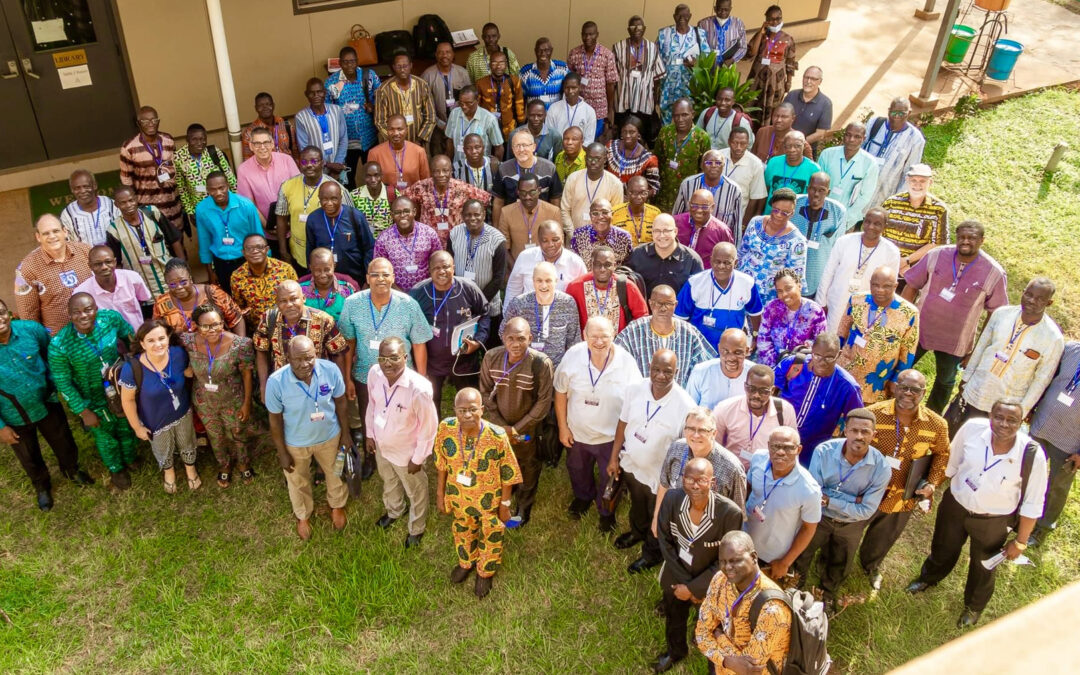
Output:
(565, 272), (649, 332)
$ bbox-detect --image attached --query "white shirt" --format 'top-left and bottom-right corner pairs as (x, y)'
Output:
(560, 169), (626, 232)
(545, 98), (598, 146)
(503, 246), (588, 314)
(618, 379), (695, 492)
(554, 342), (643, 444)
(947, 419), (1048, 520)
(814, 232), (902, 334)
(60, 196), (121, 246)
(720, 148), (767, 215)
(685, 358), (749, 410)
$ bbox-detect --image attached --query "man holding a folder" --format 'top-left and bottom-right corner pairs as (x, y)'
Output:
(858, 369), (950, 591)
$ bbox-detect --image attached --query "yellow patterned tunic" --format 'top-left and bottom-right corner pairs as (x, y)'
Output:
(696, 572), (792, 674)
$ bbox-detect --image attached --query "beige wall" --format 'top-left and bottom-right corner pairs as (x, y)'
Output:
(115, 0), (825, 137)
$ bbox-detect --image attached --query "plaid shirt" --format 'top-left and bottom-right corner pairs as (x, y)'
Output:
(14, 242), (93, 333)
(252, 306), (348, 370)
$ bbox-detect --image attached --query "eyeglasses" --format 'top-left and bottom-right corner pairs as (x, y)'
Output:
(512, 143), (535, 150)
(455, 406), (483, 415)
(652, 301), (677, 310)
(772, 208), (794, 217)
(810, 352), (838, 363)
(745, 385), (773, 395)
(299, 159), (321, 167)
(250, 140), (273, 147)
(138, 118), (160, 124)
(244, 244), (268, 253)
(519, 189), (540, 197)
(683, 475), (713, 486)
(685, 425), (715, 436)
(888, 110), (908, 117)
(197, 321), (224, 331)
(589, 209), (612, 216)
(377, 354), (404, 363)
(167, 279), (192, 289)
(689, 204), (712, 210)
(702, 160), (724, 167)
(768, 443), (799, 453)
(895, 384), (925, 394)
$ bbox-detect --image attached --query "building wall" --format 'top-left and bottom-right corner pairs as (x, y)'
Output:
(114, 0), (826, 136)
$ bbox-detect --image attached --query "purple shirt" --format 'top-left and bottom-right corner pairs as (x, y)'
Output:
(756, 298), (828, 367)
(73, 269), (151, 331)
(372, 223), (444, 291)
(904, 246), (1008, 356)
(236, 152), (300, 218)
(673, 212), (734, 263)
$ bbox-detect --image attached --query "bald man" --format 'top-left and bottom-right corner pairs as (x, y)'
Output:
(673, 188), (735, 262)
(60, 169), (121, 247)
(304, 180), (375, 281)
(405, 154), (492, 246)
(15, 215), (94, 333)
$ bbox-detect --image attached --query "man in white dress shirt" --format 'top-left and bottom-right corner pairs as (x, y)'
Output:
(503, 220), (588, 313)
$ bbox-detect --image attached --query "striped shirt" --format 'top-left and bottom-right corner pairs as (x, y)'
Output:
(373, 76), (436, 144)
(501, 291), (581, 368)
(1030, 342), (1080, 453)
(611, 39), (665, 116)
(446, 107), (503, 166)
(698, 15), (748, 60)
(454, 157), (500, 195)
(862, 119), (925, 208)
(881, 192), (949, 257)
(447, 224), (507, 316)
(118, 132), (182, 227)
(671, 173), (744, 236)
(790, 195), (848, 296)
(60, 197), (120, 246)
(611, 202), (660, 246)
(519, 60), (570, 108)
(293, 105), (348, 166)
(107, 207), (177, 296)
(614, 316), (717, 387)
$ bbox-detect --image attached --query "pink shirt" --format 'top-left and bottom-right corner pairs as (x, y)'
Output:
(712, 394), (796, 471)
(674, 212), (734, 262)
(237, 152), (300, 217)
(74, 269), (151, 331)
(365, 364), (439, 467)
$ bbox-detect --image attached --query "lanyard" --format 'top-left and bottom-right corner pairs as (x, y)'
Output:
(747, 404), (767, 443)
(469, 162), (488, 188)
(302, 179), (322, 211)
(767, 132), (776, 158)
(582, 48), (595, 74)
(587, 350), (611, 390)
(323, 211), (339, 252)
(520, 202), (540, 243)
(442, 73), (452, 97)
(629, 40), (643, 66)
(1006, 317), (1030, 351)
(126, 213), (151, 255)
(856, 239), (878, 274)
(698, 175), (726, 201)
(383, 384), (398, 408)
(982, 445), (1005, 474)
(176, 286), (201, 331)
(494, 350), (525, 387)
(893, 416), (906, 457)
(534, 298), (551, 335)
(726, 572), (760, 628)
(643, 400), (663, 428)
(801, 205), (826, 241)
(203, 335), (223, 383)
(281, 314), (304, 340)
(762, 463), (784, 505)
(87, 198), (104, 241)
(710, 275), (732, 309)
(592, 280), (613, 314)
(465, 231), (483, 268)
(584, 175), (602, 205)
(395, 226), (418, 258)
(627, 207), (645, 242)
(144, 138), (164, 166)
(492, 75), (505, 112)
(566, 101), (581, 130)
(294, 371), (323, 410)
(866, 304), (888, 332)
(144, 353), (177, 396)
(458, 422), (486, 470)
(949, 251), (972, 289)
(839, 155), (857, 181)
(392, 146), (406, 178)
(430, 281), (455, 326)
(836, 456), (860, 488)
(459, 116), (478, 145)
(369, 296), (392, 336)
(672, 131), (693, 159)
(690, 224), (704, 250)
(76, 325), (108, 369)
(617, 141), (641, 171)
(310, 283), (338, 310)
(432, 186), (449, 214)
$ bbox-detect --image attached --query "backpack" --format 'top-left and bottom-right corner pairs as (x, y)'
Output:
(615, 266), (646, 298)
(704, 107), (752, 133)
(375, 30), (415, 64)
(749, 588), (831, 675)
(104, 355), (143, 417)
(413, 14), (452, 59)
(613, 270), (646, 327)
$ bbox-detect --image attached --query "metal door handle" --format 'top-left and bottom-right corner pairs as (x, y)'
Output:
(20, 58), (40, 79)
(1, 60), (18, 79)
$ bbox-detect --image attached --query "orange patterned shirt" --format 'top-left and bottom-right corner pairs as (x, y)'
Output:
(696, 572), (792, 674)
(865, 399), (950, 513)
(434, 419), (522, 508)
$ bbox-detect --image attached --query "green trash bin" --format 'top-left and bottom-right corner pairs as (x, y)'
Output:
(945, 25), (976, 64)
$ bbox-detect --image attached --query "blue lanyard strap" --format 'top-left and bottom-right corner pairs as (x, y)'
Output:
(644, 400), (663, 427)
(294, 372), (322, 409)
(747, 404), (767, 443)
(836, 455), (860, 487)
(587, 350), (611, 389)
(383, 384), (398, 408)
(982, 445), (1005, 474)
(324, 212), (339, 250)
(204, 335), (223, 379)
(762, 463), (785, 504)
(430, 282), (454, 324)
(592, 280), (613, 313)
(369, 296), (392, 335)
(494, 350), (525, 387)
(726, 572), (760, 626)
(710, 275), (732, 309)
(801, 205), (826, 240)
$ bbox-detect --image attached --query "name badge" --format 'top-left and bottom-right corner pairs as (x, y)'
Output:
(752, 505), (766, 522)
(138, 256), (152, 265)
(322, 141), (335, 152)
(580, 76), (591, 86)
(333, 253), (339, 263)
(204, 383), (219, 393)
(446, 98), (456, 109)
(702, 315), (716, 327)
(405, 264), (419, 273)
(1057, 392), (1075, 407)
(432, 326), (441, 337)
(456, 472), (474, 486)
(854, 335), (868, 348)
(374, 414), (387, 428)
(584, 398), (600, 406)
(343, 102), (360, 114)
(629, 70), (642, 83)
(221, 237), (235, 246)
(633, 430), (648, 443)
(530, 341), (545, 349)
(437, 222), (449, 231)
(368, 339), (381, 350)
(463, 271), (476, 281)
(310, 411), (325, 422)
(885, 455), (902, 471)
(740, 449), (755, 463)
(678, 547), (693, 565)
(298, 213), (308, 223)
(806, 240), (819, 250)
(668, 160), (679, 170)
(994, 351), (1010, 363)
(524, 242), (538, 248)
(760, 58), (771, 66)
(195, 184), (206, 194)
(157, 171), (170, 184)
(938, 288), (956, 302)
(404, 114), (415, 125)
(435, 207), (448, 217)
(964, 476), (980, 492)
(396, 181), (408, 190)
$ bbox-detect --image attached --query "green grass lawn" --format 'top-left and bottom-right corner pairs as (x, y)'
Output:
(2, 89), (1079, 674)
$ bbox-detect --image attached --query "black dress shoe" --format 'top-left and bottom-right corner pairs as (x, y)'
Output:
(651, 653), (682, 673)
(376, 513), (398, 529)
(474, 574), (493, 599)
(450, 564), (473, 583)
(68, 469), (95, 486)
(905, 579), (933, 594)
(405, 533), (424, 548)
(36, 490), (53, 512)
(361, 451), (376, 480)
(628, 556), (660, 574)
(111, 470), (132, 491)
(567, 498), (591, 519)
(614, 532), (642, 549)
(957, 607), (981, 628)
(598, 514), (617, 533)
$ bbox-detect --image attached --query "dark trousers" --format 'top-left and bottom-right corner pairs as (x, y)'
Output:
(917, 488), (1011, 612)
(794, 515), (870, 597)
(211, 255), (245, 296)
(943, 395), (989, 440)
(624, 469), (661, 562)
(662, 585), (695, 660)
(511, 437), (542, 514)
(344, 147), (367, 190)
(429, 373), (477, 418)
(1035, 438), (1077, 535)
(915, 347), (965, 413)
(352, 378), (371, 438)
(8, 401), (80, 492)
(858, 509), (914, 575)
(567, 440), (615, 516)
(538, 410), (562, 467)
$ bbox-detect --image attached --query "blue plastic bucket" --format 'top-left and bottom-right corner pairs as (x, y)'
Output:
(986, 39), (1023, 81)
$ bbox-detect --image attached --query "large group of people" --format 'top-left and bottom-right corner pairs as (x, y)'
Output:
(5, 3), (1076, 672)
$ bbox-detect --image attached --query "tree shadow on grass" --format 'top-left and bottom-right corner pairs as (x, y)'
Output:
(921, 118), (966, 169)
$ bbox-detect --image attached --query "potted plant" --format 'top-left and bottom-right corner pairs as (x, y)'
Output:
(687, 51), (760, 117)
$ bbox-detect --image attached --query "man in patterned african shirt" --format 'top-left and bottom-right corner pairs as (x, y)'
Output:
(434, 387), (522, 599)
(837, 266), (919, 404)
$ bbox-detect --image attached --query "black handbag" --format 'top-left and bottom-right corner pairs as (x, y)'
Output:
(344, 444), (363, 498)
(375, 30), (415, 64)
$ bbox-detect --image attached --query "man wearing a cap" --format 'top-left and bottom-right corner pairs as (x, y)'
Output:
(880, 164), (949, 275)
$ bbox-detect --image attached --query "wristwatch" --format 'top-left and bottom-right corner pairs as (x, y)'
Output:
(500, 499), (512, 507)
(1012, 539), (1028, 551)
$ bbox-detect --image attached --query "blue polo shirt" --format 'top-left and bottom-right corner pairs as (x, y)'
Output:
(265, 358), (345, 447)
(675, 269), (763, 349)
(195, 192), (264, 264)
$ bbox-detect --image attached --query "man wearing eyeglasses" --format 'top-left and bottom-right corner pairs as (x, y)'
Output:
(491, 129), (563, 228)
(743, 426), (822, 586)
(560, 143), (625, 233)
(118, 105), (183, 234)
(713, 364), (796, 471)
(671, 150), (744, 240)
(230, 234), (298, 332)
(624, 214), (703, 297)
(236, 127), (300, 260)
(783, 67), (833, 151)
(275, 146), (354, 274)
(862, 97), (926, 209)
(616, 285), (715, 388)
(673, 189), (735, 263)
(858, 370), (949, 592)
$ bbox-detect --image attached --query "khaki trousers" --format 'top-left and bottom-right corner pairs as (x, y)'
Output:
(284, 436), (348, 520)
(375, 450), (429, 535)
